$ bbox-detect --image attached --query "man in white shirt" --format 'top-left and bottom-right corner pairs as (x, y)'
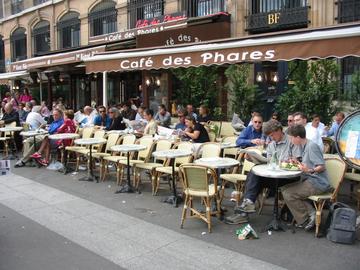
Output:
(293, 112), (324, 152)
(15, 106), (47, 167)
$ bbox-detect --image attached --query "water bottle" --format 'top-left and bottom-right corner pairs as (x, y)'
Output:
(270, 151), (279, 170)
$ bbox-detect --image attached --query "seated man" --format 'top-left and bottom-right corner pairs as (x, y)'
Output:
(121, 101), (136, 120)
(235, 113), (264, 148)
(93, 105), (111, 129)
(106, 108), (126, 131)
(281, 124), (331, 231)
(226, 120), (299, 224)
(30, 108), (69, 166)
(154, 104), (171, 128)
(325, 111), (345, 138)
(15, 106), (47, 168)
(0, 102), (22, 150)
(174, 109), (187, 131)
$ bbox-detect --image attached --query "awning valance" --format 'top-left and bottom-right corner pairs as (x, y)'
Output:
(0, 71), (30, 85)
(85, 24), (360, 73)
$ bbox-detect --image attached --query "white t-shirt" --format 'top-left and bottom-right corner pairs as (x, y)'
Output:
(305, 123), (324, 152)
(26, 112), (47, 130)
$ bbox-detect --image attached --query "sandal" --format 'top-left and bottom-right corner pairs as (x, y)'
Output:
(30, 152), (42, 159)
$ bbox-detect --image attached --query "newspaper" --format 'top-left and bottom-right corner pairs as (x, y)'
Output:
(239, 149), (267, 165)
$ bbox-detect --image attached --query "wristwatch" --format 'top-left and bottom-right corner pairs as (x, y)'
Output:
(309, 168), (315, 174)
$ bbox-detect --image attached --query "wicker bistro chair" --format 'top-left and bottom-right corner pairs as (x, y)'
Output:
(0, 122), (17, 157)
(308, 157), (347, 237)
(71, 130), (106, 171)
(154, 141), (194, 195)
(134, 139), (173, 193)
(65, 126), (94, 164)
(179, 164), (221, 233)
(90, 133), (122, 180)
(117, 136), (155, 186)
(102, 134), (136, 182)
(194, 142), (221, 160)
(219, 150), (259, 206)
(222, 136), (238, 158)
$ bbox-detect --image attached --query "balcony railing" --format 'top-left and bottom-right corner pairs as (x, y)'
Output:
(127, 0), (164, 28)
(58, 18), (80, 49)
(181, 0), (225, 18)
(89, 8), (117, 36)
(11, 0), (24, 15)
(338, 0), (360, 23)
(247, 0), (308, 33)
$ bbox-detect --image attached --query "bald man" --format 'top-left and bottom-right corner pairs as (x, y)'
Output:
(0, 103), (20, 126)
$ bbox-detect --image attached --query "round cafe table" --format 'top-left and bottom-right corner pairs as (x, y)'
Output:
(195, 157), (240, 169)
(74, 138), (107, 182)
(252, 164), (302, 232)
(111, 144), (147, 194)
(48, 133), (80, 174)
(152, 149), (193, 207)
(0, 126), (23, 158)
(20, 129), (48, 152)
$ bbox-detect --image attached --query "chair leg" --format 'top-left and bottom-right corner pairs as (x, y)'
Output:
(257, 188), (269, 215)
(75, 155), (80, 172)
(313, 200), (326, 237)
(116, 166), (121, 185)
(102, 160), (108, 182)
(180, 194), (189, 229)
(205, 197), (212, 233)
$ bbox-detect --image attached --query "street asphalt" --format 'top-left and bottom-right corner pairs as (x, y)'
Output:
(0, 162), (359, 270)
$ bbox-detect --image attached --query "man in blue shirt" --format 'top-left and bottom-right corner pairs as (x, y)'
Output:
(48, 109), (64, 134)
(93, 106), (111, 129)
(236, 113), (264, 148)
(325, 112), (345, 137)
(175, 109), (187, 131)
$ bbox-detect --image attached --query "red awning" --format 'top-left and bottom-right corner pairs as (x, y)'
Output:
(85, 23), (360, 73)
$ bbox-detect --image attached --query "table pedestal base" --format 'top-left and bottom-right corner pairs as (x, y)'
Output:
(162, 195), (182, 207)
(264, 218), (287, 232)
(58, 165), (73, 175)
(78, 175), (98, 182)
(115, 184), (135, 194)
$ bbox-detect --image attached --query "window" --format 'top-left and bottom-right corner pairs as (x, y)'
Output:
(341, 57), (360, 99)
(11, 27), (27, 61)
(11, 0), (24, 15)
(33, 0), (49, 5)
(128, 0), (164, 29)
(181, 0), (225, 17)
(338, 0), (360, 23)
(249, 0), (307, 14)
(0, 36), (4, 73)
(58, 12), (80, 49)
(32, 21), (50, 56)
(89, 1), (117, 37)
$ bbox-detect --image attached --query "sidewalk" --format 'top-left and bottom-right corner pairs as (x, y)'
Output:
(2, 165), (359, 270)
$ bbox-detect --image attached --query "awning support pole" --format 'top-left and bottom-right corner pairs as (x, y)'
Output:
(102, 71), (107, 107)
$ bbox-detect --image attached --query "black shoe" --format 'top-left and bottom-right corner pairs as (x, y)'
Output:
(304, 213), (315, 231)
(14, 161), (25, 168)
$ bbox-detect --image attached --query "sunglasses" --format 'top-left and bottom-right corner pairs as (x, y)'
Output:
(254, 121), (262, 124)
(99, 110), (106, 113)
(109, 111), (114, 114)
(288, 119), (293, 122)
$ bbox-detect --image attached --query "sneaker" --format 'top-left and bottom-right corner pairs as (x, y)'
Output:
(224, 213), (249, 225)
(37, 158), (49, 167)
(304, 212), (316, 231)
(14, 160), (25, 168)
(235, 199), (256, 214)
(30, 152), (41, 159)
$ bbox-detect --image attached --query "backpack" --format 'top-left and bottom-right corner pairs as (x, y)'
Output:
(326, 202), (357, 244)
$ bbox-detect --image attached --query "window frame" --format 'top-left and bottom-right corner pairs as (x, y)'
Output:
(32, 21), (51, 56)
(11, 28), (27, 62)
(57, 13), (81, 50)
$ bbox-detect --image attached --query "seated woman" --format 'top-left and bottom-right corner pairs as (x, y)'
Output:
(143, 109), (157, 135)
(106, 107), (126, 131)
(183, 116), (210, 143)
(31, 109), (76, 166)
(197, 105), (211, 125)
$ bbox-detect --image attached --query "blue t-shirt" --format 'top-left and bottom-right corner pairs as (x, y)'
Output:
(175, 122), (186, 131)
(48, 118), (64, 134)
(93, 115), (111, 129)
(236, 125), (263, 148)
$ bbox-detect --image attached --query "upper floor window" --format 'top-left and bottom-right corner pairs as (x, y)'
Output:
(89, 1), (117, 37)
(249, 0), (307, 14)
(128, 0), (164, 29)
(34, 0), (49, 5)
(58, 12), (80, 49)
(338, 0), (360, 23)
(0, 36), (5, 73)
(11, 0), (24, 15)
(32, 21), (50, 56)
(181, 0), (225, 17)
(11, 27), (27, 61)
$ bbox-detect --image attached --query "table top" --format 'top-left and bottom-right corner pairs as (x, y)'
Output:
(0, 126), (23, 132)
(152, 149), (193, 159)
(49, 133), (80, 140)
(111, 144), (147, 152)
(195, 157), (239, 169)
(221, 142), (238, 149)
(252, 164), (302, 179)
(20, 130), (48, 136)
(75, 138), (107, 145)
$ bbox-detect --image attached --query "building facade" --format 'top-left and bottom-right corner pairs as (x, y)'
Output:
(0, 0), (358, 114)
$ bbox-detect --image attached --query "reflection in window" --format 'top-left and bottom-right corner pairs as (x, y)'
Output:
(250, 0), (307, 14)
(128, 0), (164, 28)
(89, 1), (117, 37)
(338, 0), (360, 23)
(11, 0), (24, 15)
(181, 0), (225, 17)
(58, 12), (80, 49)
(32, 21), (50, 56)
(11, 27), (27, 61)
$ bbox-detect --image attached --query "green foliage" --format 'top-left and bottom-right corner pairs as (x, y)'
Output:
(275, 59), (340, 124)
(224, 64), (263, 123)
(172, 66), (219, 112)
(351, 70), (360, 110)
